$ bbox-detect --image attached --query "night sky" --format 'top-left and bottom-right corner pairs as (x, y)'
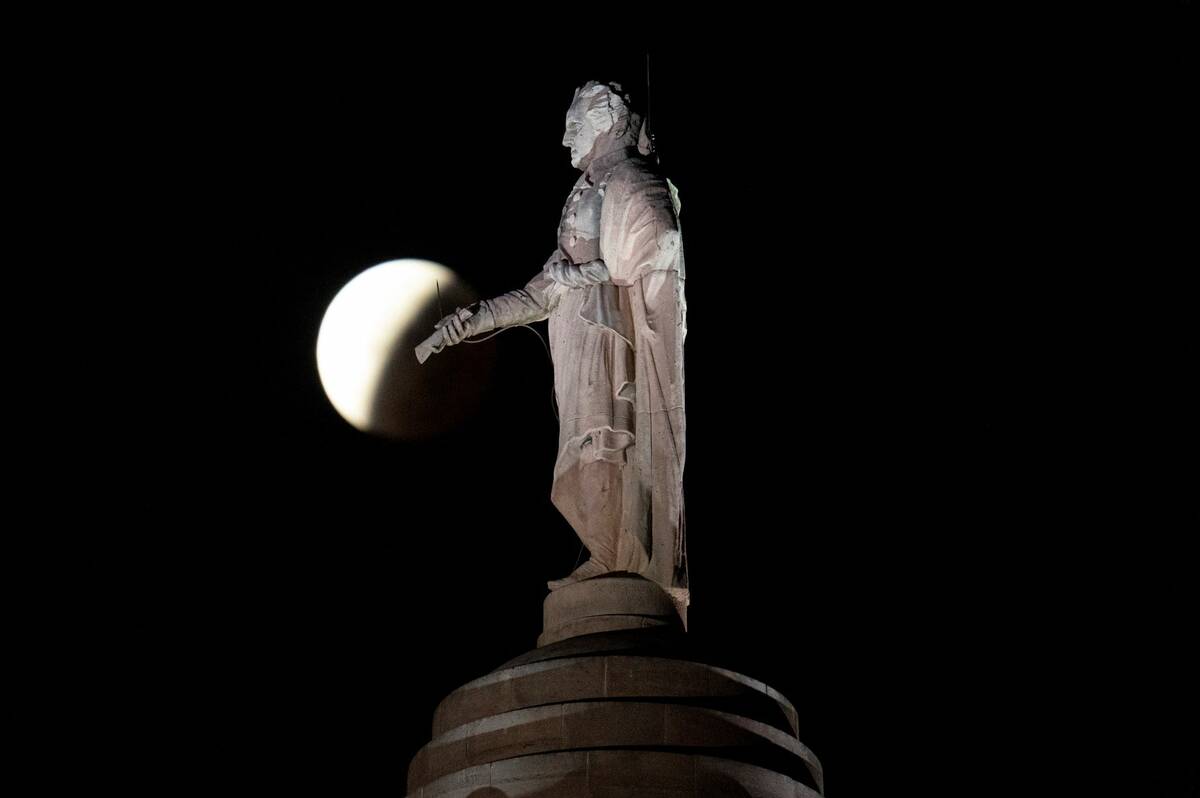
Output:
(121, 28), (1194, 797)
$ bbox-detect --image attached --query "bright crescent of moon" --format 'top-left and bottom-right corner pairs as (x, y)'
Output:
(316, 259), (458, 432)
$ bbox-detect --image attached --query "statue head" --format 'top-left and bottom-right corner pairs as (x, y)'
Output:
(562, 81), (648, 170)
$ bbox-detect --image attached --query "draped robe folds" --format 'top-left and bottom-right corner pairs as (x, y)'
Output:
(472, 148), (688, 621)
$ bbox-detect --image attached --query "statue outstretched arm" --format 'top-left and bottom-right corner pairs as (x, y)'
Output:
(418, 250), (606, 362)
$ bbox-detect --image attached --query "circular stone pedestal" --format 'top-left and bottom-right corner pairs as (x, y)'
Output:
(539, 573), (680, 647)
(406, 575), (823, 797)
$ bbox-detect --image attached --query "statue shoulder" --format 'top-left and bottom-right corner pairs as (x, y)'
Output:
(605, 157), (680, 220)
(607, 156), (669, 192)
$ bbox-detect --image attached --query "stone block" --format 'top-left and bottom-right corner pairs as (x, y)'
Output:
(561, 701), (667, 748)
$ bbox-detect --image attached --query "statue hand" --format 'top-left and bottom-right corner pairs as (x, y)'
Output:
(545, 254), (576, 286)
(434, 306), (474, 346)
(547, 257), (610, 288)
(578, 259), (610, 284)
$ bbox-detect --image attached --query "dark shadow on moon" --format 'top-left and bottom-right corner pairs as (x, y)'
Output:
(370, 280), (496, 440)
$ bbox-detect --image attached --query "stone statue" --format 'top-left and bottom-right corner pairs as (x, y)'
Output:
(417, 81), (688, 621)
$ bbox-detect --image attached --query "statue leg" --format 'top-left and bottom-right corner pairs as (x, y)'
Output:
(549, 455), (641, 589)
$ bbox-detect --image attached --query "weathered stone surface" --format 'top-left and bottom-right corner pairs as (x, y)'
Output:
(413, 750), (588, 798)
(499, 626), (688, 670)
(543, 574), (678, 628)
(434, 656), (800, 740)
(538, 614), (670, 647)
(408, 751), (821, 798)
(537, 573), (681, 647)
(411, 701), (820, 793)
(538, 574), (680, 647)
(693, 754), (824, 798)
(434, 658), (606, 738)
(587, 749), (696, 792)
(561, 702), (666, 748)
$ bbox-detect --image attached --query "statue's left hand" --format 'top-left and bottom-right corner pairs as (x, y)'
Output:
(547, 258), (610, 288)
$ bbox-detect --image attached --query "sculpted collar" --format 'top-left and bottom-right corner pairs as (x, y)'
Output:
(584, 146), (639, 186)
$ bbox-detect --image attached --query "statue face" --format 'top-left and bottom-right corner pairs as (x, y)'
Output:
(562, 98), (602, 169)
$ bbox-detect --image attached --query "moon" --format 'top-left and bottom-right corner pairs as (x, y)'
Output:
(316, 259), (496, 439)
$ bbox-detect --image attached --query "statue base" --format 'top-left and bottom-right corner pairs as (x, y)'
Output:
(539, 573), (679, 647)
(406, 575), (824, 797)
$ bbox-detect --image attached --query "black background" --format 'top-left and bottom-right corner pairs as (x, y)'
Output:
(71, 20), (1195, 797)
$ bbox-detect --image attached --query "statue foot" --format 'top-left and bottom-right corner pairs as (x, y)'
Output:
(547, 559), (609, 591)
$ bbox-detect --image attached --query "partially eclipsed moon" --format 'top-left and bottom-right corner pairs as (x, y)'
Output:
(316, 259), (495, 439)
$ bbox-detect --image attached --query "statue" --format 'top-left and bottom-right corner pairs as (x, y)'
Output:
(417, 81), (688, 621)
